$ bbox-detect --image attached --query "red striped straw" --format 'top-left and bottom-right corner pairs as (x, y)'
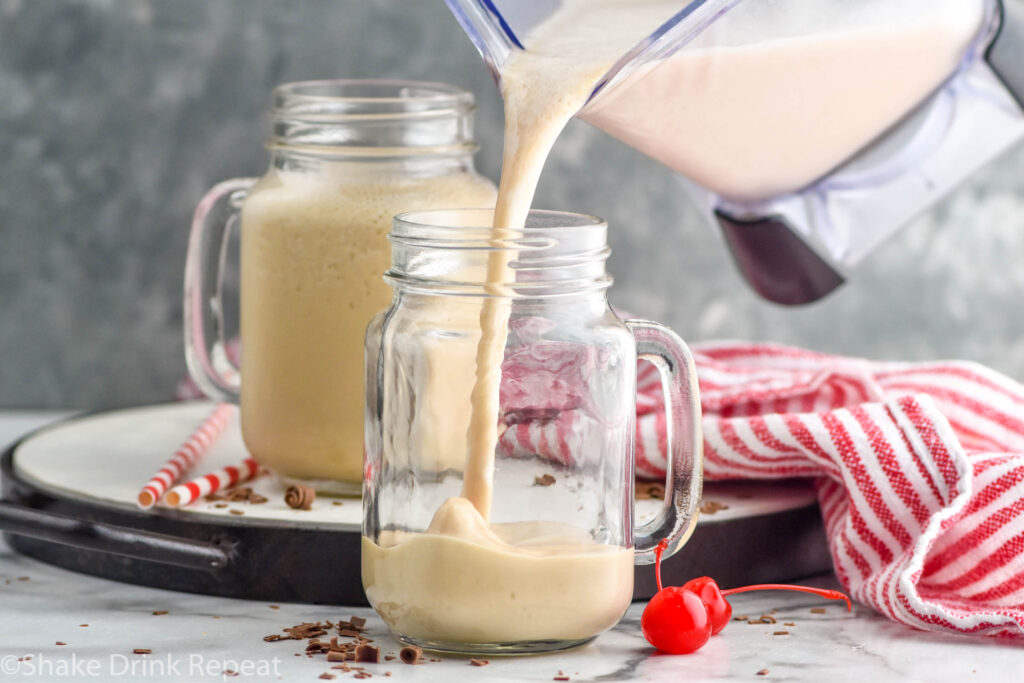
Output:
(136, 403), (235, 509)
(164, 457), (261, 508)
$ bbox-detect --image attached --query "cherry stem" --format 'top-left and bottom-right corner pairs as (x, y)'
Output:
(654, 539), (668, 592)
(720, 584), (852, 611)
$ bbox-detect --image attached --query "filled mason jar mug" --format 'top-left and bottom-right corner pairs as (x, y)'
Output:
(362, 208), (703, 654)
(183, 80), (497, 494)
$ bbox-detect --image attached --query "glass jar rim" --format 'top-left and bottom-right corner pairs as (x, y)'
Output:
(387, 209), (612, 297)
(268, 79), (480, 158)
(391, 208), (607, 249)
(272, 79), (476, 121)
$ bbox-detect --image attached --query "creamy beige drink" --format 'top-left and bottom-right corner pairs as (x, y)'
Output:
(363, 498), (634, 644)
(240, 166), (495, 484)
(582, 0), (985, 202)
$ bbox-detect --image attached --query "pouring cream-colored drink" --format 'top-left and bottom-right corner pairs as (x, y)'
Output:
(364, 0), (985, 646)
(363, 0), (683, 646)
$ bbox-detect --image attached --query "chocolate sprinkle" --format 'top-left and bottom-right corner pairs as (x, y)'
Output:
(700, 500), (730, 515)
(207, 487), (268, 505)
(354, 644), (379, 663)
(284, 484), (316, 510)
(635, 481), (665, 500)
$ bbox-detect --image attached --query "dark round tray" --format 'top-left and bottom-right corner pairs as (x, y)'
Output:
(0, 407), (832, 606)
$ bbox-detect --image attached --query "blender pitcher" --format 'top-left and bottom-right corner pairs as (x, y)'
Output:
(446, 0), (1024, 304)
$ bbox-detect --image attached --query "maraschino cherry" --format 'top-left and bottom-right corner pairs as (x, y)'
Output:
(641, 540), (851, 655)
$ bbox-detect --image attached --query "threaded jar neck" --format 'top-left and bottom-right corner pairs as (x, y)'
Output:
(269, 79), (479, 159)
(386, 209), (613, 298)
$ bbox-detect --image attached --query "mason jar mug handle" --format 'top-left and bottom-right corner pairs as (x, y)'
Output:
(626, 320), (704, 565)
(183, 178), (257, 404)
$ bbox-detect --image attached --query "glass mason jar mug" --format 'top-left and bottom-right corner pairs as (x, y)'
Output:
(184, 80), (497, 494)
(362, 209), (703, 654)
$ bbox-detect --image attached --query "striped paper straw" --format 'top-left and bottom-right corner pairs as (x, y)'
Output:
(164, 457), (261, 508)
(136, 403), (235, 509)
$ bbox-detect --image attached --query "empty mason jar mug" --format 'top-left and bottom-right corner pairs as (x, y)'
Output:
(183, 80), (496, 494)
(362, 208), (703, 654)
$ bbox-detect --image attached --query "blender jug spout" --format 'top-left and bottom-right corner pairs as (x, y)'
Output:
(443, 0), (520, 83)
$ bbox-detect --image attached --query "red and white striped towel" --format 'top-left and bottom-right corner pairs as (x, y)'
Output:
(503, 341), (1024, 639)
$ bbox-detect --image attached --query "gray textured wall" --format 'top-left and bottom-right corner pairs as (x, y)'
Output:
(1, 0), (1022, 409)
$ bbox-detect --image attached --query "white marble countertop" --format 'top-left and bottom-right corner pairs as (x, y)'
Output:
(1, 412), (1021, 682)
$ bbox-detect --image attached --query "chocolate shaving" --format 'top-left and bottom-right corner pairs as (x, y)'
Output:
(55, 641), (66, 646)
(534, 474), (556, 487)
(784, 622), (795, 627)
(700, 500), (730, 515)
(759, 615), (777, 624)
(224, 671), (238, 678)
(773, 630), (790, 636)
(810, 607), (826, 614)
(17, 576), (30, 581)
(635, 481), (665, 500)
(756, 669), (770, 676)
(319, 675), (335, 680)
(152, 610), (168, 616)
(470, 659), (489, 666)
(327, 652), (347, 662)
(133, 649), (152, 655)
(285, 484), (315, 510)
(354, 644), (379, 663)
(332, 501), (343, 506)
(207, 487), (268, 504)
(229, 509), (245, 516)
(349, 616), (367, 630)
(399, 646), (421, 665)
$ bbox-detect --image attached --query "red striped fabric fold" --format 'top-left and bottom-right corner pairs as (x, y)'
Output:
(502, 341), (1024, 638)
